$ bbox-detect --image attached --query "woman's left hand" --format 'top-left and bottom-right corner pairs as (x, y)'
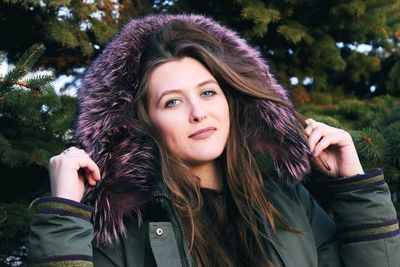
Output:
(305, 118), (364, 178)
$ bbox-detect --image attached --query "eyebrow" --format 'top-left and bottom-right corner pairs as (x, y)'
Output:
(156, 79), (219, 104)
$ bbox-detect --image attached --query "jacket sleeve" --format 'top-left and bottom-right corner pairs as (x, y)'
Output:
(295, 182), (342, 266)
(302, 168), (400, 267)
(27, 196), (95, 266)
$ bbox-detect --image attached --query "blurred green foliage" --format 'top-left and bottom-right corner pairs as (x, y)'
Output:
(0, 203), (34, 266)
(1, 0), (400, 265)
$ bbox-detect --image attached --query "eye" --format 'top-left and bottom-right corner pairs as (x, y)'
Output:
(164, 98), (182, 108)
(201, 90), (216, 97)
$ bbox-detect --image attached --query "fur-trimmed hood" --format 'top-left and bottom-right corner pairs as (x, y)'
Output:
(76, 14), (312, 246)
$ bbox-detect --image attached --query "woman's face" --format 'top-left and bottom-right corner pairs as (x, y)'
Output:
(147, 57), (230, 167)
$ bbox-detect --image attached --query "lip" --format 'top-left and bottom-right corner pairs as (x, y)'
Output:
(188, 127), (217, 140)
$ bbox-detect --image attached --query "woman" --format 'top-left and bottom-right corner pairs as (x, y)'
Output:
(28, 14), (400, 266)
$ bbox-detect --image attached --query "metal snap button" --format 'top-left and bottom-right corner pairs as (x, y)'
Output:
(156, 227), (163, 236)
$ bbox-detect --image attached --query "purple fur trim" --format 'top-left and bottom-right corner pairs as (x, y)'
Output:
(76, 14), (312, 245)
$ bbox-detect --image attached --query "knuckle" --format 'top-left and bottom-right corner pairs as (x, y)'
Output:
(342, 130), (352, 138)
(69, 146), (80, 151)
(314, 125), (324, 132)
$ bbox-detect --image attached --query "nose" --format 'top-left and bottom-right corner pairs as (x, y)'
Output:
(189, 101), (207, 123)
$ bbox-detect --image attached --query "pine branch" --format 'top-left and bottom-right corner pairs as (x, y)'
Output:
(4, 0), (42, 7)
(16, 43), (45, 72)
(0, 66), (26, 92)
(49, 20), (80, 49)
(240, 1), (281, 37)
(0, 134), (12, 153)
(0, 44), (53, 94)
(351, 128), (388, 165)
(383, 121), (400, 167)
(25, 75), (54, 92)
(0, 77), (29, 89)
(277, 22), (313, 44)
(0, 75), (54, 94)
(45, 0), (73, 9)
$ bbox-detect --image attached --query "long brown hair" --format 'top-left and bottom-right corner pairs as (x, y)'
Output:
(134, 20), (295, 267)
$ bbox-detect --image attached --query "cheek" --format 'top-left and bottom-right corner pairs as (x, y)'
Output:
(220, 100), (230, 128)
(151, 113), (184, 145)
(222, 103), (231, 142)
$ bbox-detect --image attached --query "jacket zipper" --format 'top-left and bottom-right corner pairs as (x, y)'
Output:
(256, 210), (288, 267)
(153, 193), (285, 267)
(153, 193), (192, 267)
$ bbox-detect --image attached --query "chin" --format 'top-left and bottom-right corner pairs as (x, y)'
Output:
(186, 148), (225, 164)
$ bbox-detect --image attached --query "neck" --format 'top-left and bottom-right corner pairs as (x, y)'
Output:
(191, 161), (223, 191)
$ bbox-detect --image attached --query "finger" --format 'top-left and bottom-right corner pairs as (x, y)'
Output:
(63, 154), (92, 163)
(77, 158), (101, 181)
(62, 146), (79, 153)
(304, 123), (314, 136)
(64, 148), (88, 156)
(307, 123), (338, 152)
(61, 147), (89, 158)
(305, 118), (316, 125)
(307, 126), (326, 152)
(60, 149), (92, 162)
(304, 118), (322, 136)
(77, 168), (97, 187)
(85, 169), (100, 186)
(313, 132), (345, 157)
(86, 175), (98, 186)
(58, 153), (100, 180)
(314, 154), (332, 171)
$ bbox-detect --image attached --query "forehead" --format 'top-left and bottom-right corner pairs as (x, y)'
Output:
(148, 57), (215, 98)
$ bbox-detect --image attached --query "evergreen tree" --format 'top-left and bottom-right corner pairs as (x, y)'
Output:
(169, 0), (400, 96)
(0, 0), (152, 74)
(0, 44), (76, 265)
(0, 43), (75, 167)
(0, 2), (153, 264)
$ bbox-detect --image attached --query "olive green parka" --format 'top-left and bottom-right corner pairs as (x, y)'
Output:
(29, 169), (400, 266)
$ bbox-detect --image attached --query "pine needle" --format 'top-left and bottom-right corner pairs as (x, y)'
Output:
(16, 43), (45, 72)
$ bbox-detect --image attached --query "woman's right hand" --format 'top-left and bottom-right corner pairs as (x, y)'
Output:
(49, 147), (101, 202)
